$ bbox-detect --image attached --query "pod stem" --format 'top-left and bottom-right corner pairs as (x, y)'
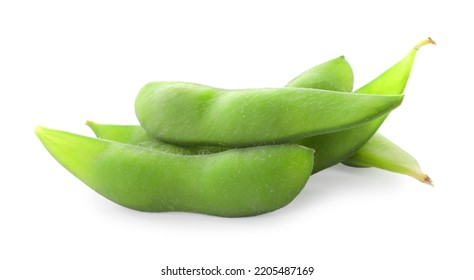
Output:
(419, 173), (434, 187)
(414, 37), (436, 50)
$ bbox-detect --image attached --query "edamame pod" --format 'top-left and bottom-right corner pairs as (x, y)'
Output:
(343, 134), (432, 185)
(88, 56), (354, 152)
(35, 126), (314, 217)
(135, 83), (403, 146)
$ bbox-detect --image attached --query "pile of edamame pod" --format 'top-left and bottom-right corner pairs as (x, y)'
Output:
(36, 38), (434, 217)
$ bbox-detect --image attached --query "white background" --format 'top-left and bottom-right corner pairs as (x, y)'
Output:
(1, 1), (473, 279)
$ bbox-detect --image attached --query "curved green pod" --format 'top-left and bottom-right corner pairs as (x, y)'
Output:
(135, 82), (403, 147)
(88, 56), (354, 153)
(35, 126), (314, 217)
(343, 134), (432, 185)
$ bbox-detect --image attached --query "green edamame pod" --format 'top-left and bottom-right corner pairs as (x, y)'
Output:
(88, 56), (354, 152)
(288, 39), (434, 173)
(343, 134), (432, 185)
(135, 83), (403, 146)
(35, 126), (314, 217)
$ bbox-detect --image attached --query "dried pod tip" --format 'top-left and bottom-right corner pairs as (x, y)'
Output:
(414, 37), (436, 50)
(420, 174), (434, 187)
